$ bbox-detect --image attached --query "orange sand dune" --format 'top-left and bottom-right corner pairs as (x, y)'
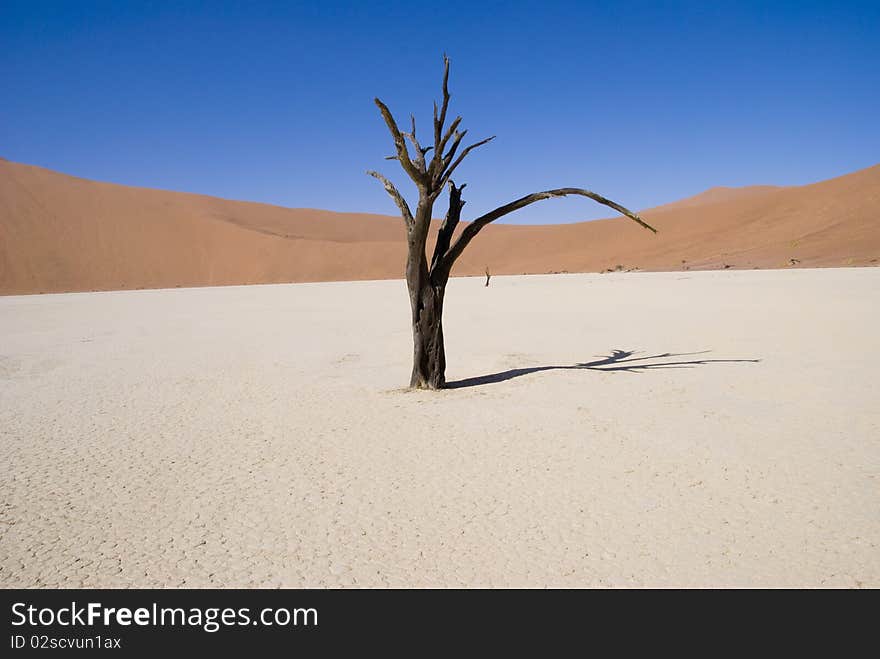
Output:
(1, 157), (878, 294)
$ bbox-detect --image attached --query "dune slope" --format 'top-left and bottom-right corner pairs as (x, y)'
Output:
(1, 158), (878, 294)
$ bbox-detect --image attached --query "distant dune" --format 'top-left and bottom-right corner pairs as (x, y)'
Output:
(1, 157), (878, 294)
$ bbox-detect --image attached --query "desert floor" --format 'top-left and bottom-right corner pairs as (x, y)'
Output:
(1, 268), (878, 587)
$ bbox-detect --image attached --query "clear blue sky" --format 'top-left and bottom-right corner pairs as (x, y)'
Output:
(2, 1), (878, 223)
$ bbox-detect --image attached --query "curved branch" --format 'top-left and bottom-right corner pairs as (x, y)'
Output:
(374, 98), (424, 184)
(441, 187), (656, 269)
(366, 170), (414, 229)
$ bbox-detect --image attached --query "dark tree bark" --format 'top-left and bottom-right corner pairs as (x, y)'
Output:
(369, 56), (657, 389)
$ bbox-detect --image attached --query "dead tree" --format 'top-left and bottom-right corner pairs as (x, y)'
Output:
(368, 56), (656, 390)
(485, 267), (491, 287)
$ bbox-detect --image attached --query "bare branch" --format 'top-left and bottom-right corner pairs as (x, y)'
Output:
(431, 125), (466, 185)
(433, 54), (451, 156)
(366, 170), (414, 229)
(436, 116), (462, 159)
(432, 101), (439, 151)
(429, 55), (456, 184)
(441, 187), (657, 270)
(430, 181), (466, 277)
(374, 98), (425, 184)
(404, 114), (429, 174)
(442, 129), (467, 165)
(429, 117), (463, 181)
(437, 135), (495, 189)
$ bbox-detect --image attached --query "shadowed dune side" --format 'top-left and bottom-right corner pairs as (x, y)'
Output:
(0, 159), (410, 294)
(1, 157), (878, 294)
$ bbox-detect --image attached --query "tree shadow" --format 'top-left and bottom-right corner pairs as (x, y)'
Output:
(445, 349), (760, 389)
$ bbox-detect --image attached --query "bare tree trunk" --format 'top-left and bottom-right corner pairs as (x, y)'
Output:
(408, 279), (446, 389)
(405, 199), (447, 389)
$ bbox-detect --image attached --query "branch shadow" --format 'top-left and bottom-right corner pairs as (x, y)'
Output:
(445, 349), (761, 389)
